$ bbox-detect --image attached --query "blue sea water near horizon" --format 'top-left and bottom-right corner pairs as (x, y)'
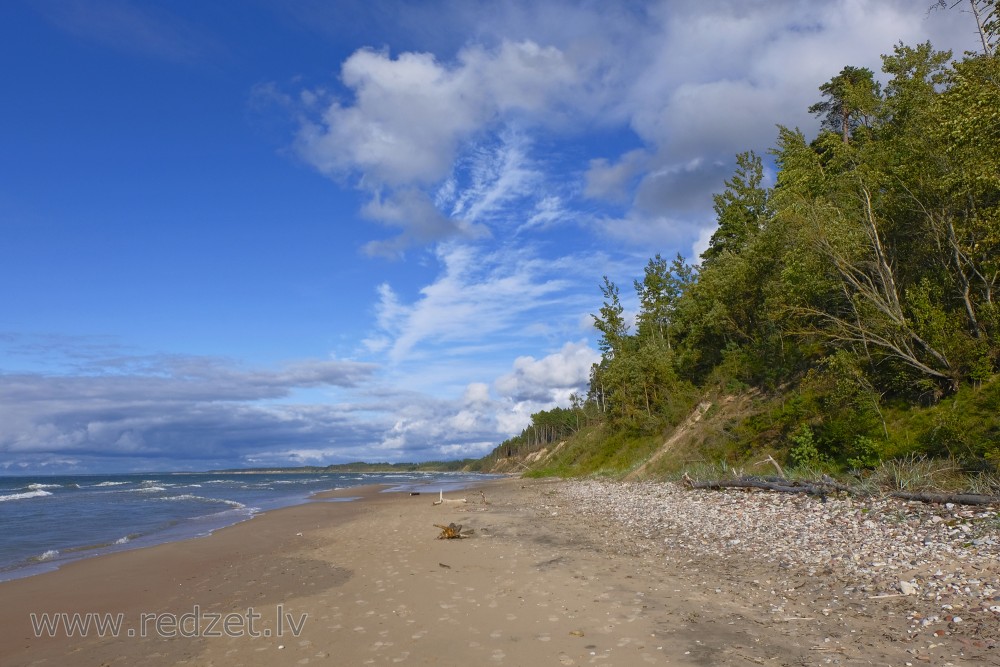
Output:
(0, 471), (498, 582)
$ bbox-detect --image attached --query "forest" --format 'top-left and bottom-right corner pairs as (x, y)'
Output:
(476, 16), (1000, 483)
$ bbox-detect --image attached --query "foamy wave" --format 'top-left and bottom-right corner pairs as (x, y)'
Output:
(157, 494), (246, 509)
(0, 490), (53, 502)
(114, 535), (131, 545)
(93, 481), (129, 487)
(27, 483), (61, 490)
(36, 550), (59, 562)
(133, 486), (166, 493)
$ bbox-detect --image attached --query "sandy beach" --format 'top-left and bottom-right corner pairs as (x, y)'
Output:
(2, 477), (997, 666)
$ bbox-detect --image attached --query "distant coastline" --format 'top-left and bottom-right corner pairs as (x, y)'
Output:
(205, 460), (479, 475)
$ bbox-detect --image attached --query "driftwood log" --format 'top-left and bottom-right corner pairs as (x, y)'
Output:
(889, 490), (1000, 506)
(681, 473), (998, 507)
(682, 473), (832, 500)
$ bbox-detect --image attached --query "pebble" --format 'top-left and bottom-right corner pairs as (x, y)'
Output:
(556, 480), (1000, 639)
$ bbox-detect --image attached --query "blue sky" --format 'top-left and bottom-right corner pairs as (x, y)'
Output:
(0, 1), (977, 473)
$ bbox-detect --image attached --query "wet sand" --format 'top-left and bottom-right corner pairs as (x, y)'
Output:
(1, 478), (993, 666)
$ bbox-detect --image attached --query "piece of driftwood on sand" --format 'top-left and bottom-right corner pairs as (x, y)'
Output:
(432, 490), (468, 506)
(434, 523), (472, 539)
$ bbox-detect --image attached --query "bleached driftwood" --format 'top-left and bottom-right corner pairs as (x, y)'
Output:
(432, 490), (467, 506)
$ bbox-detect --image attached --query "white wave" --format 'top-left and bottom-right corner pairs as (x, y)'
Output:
(114, 536), (131, 545)
(93, 481), (129, 487)
(131, 486), (166, 493)
(0, 490), (53, 502)
(157, 494), (246, 509)
(36, 550), (59, 561)
(27, 483), (62, 490)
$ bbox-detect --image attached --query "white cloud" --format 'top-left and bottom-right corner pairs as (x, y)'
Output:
(494, 340), (599, 403)
(369, 242), (580, 363)
(447, 130), (540, 225)
(0, 352), (379, 469)
(292, 40), (580, 251)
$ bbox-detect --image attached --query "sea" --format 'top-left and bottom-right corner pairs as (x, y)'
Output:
(0, 471), (496, 582)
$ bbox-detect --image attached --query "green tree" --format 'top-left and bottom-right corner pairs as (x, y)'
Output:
(808, 66), (882, 144)
(701, 151), (772, 265)
(592, 276), (628, 358)
(634, 253), (694, 349)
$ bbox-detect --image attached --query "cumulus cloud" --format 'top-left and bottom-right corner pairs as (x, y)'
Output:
(288, 0), (974, 258)
(494, 340), (599, 403)
(292, 39), (579, 251)
(575, 0), (973, 252)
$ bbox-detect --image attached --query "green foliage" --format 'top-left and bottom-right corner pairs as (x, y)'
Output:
(480, 44), (1000, 481)
(592, 276), (628, 357)
(701, 151), (772, 265)
(788, 425), (830, 468)
(846, 436), (884, 470)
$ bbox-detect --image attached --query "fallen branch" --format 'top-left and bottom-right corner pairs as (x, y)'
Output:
(681, 473), (999, 507)
(683, 473), (830, 499)
(754, 455), (785, 478)
(890, 490), (999, 506)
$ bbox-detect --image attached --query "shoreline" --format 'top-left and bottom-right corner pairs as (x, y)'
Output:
(0, 483), (399, 666)
(3, 477), (997, 666)
(0, 472), (501, 584)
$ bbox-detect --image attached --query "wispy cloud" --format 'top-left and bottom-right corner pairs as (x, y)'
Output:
(368, 242), (593, 363)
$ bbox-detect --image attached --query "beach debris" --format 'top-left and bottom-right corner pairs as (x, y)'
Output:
(409, 492), (421, 496)
(439, 562), (452, 568)
(432, 490), (468, 506)
(434, 523), (471, 539)
(479, 490), (490, 505)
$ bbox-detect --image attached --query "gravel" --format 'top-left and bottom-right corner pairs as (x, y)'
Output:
(556, 480), (1000, 642)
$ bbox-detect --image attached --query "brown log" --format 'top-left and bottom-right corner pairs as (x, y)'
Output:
(682, 474), (999, 507)
(685, 477), (829, 499)
(890, 491), (999, 506)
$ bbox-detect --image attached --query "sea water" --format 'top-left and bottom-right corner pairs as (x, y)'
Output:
(0, 471), (495, 581)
